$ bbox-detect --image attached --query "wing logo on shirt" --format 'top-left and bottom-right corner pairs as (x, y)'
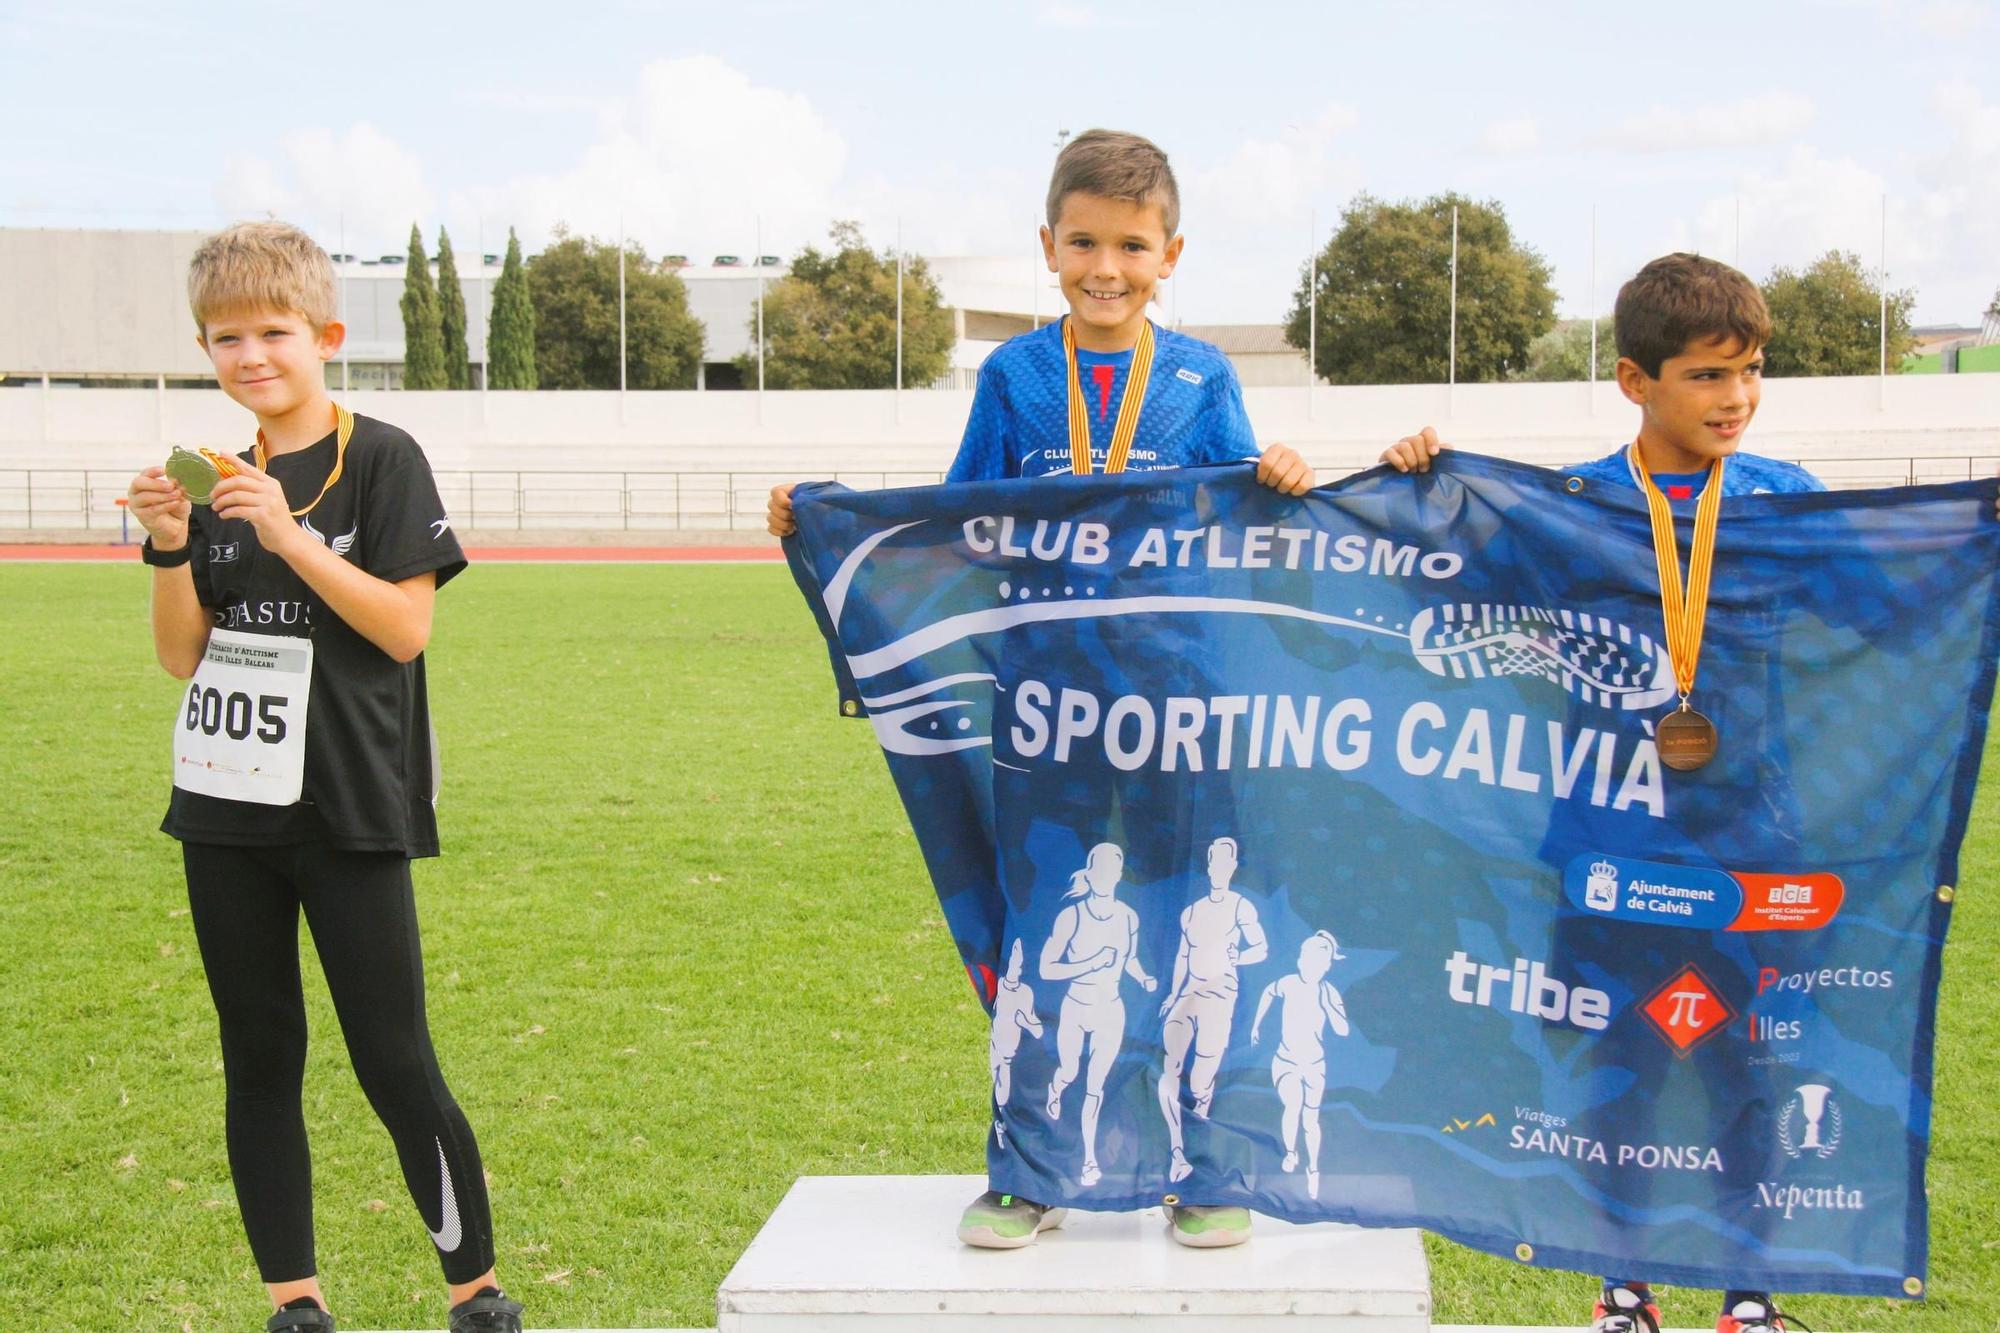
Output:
(299, 515), (359, 557)
(431, 516), (452, 540)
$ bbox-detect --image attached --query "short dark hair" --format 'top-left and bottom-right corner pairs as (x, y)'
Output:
(1614, 253), (1772, 378)
(1045, 129), (1180, 237)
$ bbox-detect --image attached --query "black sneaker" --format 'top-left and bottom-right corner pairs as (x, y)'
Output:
(265, 1298), (335, 1332)
(955, 1189), (1068, 1249)
(449, 1286), (524, 1333)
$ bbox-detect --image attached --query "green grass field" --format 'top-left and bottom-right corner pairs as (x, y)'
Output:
(1, 563), (1994, 1332)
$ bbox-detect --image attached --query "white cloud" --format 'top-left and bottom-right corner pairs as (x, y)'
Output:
(1034, 3), (1126, 27)
(1478, 116), (1540, 156)
(1913, 0), (1990, 35)
(1671, 83), (2000, 323)
(1169, 106), (1363, 324)
(455, 56), (847, 263)
(1184, 104), (1361, 228)
(216, 123), (433, 252)
(1587, 92), (1817, 154)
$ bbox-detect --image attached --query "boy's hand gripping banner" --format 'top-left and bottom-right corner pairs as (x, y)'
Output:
(784, 453), (2000, 1297)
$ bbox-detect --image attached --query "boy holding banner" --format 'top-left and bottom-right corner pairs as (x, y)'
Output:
(124, 222), (523, 1333)
(769, 129), (1313, 1251)
(1382, 252), (1819, 1333)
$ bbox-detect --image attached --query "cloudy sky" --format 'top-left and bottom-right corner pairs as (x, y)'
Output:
(5, 0), (1996, 326)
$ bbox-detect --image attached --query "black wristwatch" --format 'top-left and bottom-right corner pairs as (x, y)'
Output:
(141, 538), (193, 568)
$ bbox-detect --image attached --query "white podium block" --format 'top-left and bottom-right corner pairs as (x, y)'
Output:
(717, 1175), (1432, 1331)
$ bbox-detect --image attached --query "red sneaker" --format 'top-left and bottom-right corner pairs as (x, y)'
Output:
(1591, 1283), (1661, 1333)
(1718, 1295), (1808, 1333)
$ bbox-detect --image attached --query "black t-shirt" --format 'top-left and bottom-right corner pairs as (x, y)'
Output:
(161, 413), (467, 858)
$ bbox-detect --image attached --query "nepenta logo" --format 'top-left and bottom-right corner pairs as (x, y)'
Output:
(1443, 951), (1612, 1031)
(1639, 964), (1735, 1057)
(1778, 1083), (1843, 1160)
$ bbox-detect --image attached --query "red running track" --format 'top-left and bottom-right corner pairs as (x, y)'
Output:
(0, 544), (785, 563)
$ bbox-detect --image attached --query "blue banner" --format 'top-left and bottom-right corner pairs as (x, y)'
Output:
(784, 453), (2000, 1298)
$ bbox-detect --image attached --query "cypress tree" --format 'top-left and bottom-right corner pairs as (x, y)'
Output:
(399, 223), (446, 390)
(435, 226), (470, 389)
(488, 228), (538, 390)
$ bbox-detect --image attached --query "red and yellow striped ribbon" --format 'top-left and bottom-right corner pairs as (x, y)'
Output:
(255, 403), (355, 518)
(1063, 317), (1155, 476)
(1631, 442), (1726, 705)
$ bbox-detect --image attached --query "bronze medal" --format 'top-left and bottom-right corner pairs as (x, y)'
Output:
(1656, 705), (1718, 771)
(1631, 443), (1726, 778)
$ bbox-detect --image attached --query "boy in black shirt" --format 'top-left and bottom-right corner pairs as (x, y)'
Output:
(126, 221), (522, 1333)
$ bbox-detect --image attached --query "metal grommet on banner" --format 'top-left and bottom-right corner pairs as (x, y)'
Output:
(1564, 476), (1585, 494)
(1903, 1277), (1924, 1296)
(841, 699), (859, 717)
(1514, 1242), (1534, 1263)
(1161, 1193), (1181, 1207)
(1937, 885), (1956, 903)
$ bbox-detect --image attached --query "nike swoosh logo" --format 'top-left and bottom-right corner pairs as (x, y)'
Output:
(427, 1137), (463, 1252)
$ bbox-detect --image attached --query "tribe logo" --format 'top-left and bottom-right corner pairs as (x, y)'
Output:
(1778, 1083), (1844, 1160)
(1409, 604), (1676, 713)
(1640, 964), (1735, 1056)
(1444, 951), (1613, 1031)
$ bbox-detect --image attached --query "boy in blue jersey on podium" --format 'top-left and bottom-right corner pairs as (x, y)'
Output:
(768, 130), (1313, 1251)
(1383, 253), (1817, 1333)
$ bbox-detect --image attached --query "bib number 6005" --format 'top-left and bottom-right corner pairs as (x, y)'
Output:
(183, 684), (289, 744)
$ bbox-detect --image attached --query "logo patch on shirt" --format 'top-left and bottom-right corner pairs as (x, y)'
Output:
(1176, 367), (1204, 386)
(207, 542), (240, 564)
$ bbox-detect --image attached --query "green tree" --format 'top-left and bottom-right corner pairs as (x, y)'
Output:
(435, 226), (470, 389)
(525, 228), (705, 389)
(1762, 250), (1917, 377)
(1284, 193), (1555, 385)
(398, 223), (446, 390)
(1516, 316), (1617, 382)
(740, 221), (955, 389)
(487, 228), (538, 390)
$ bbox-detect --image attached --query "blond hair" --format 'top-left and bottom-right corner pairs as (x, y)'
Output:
(187, 220), (337, 334)
(1045, 129), (1180, 237)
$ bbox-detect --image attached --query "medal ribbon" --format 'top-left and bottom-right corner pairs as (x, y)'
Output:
(1631, 442), (1725, 706)
(254, 403), (355, 518)
(1063, 317), (1155, 476)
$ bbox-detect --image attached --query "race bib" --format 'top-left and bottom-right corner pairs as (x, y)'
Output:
(172, 629), (312, 805)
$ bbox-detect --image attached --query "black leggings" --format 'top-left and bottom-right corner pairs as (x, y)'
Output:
(183, 841), (496, 1285)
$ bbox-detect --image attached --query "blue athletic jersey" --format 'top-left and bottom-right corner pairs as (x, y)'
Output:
(1563, 447), (1825, 502)
(945, 320), (1258, 483)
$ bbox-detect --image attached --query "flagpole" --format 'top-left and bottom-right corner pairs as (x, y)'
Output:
(756, 215), (766, 423)
(618, 213), (627, 422)
(1588, 202), (1598, 414)
(1448, 204), (1459, 416)
(1307, 209), (1317, 418)
(895, 216), (904, 417)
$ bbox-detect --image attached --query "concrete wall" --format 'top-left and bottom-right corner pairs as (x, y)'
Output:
(6, 375), (1996, 532)
(0, 229), (213, 376)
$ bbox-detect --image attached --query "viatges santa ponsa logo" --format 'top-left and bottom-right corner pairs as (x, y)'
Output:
(1505, 1104), (1724, 1173)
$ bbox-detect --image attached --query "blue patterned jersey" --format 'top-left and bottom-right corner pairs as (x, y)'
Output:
(1563, 447), (1824, 504)
(945, 320), (1258, 483)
